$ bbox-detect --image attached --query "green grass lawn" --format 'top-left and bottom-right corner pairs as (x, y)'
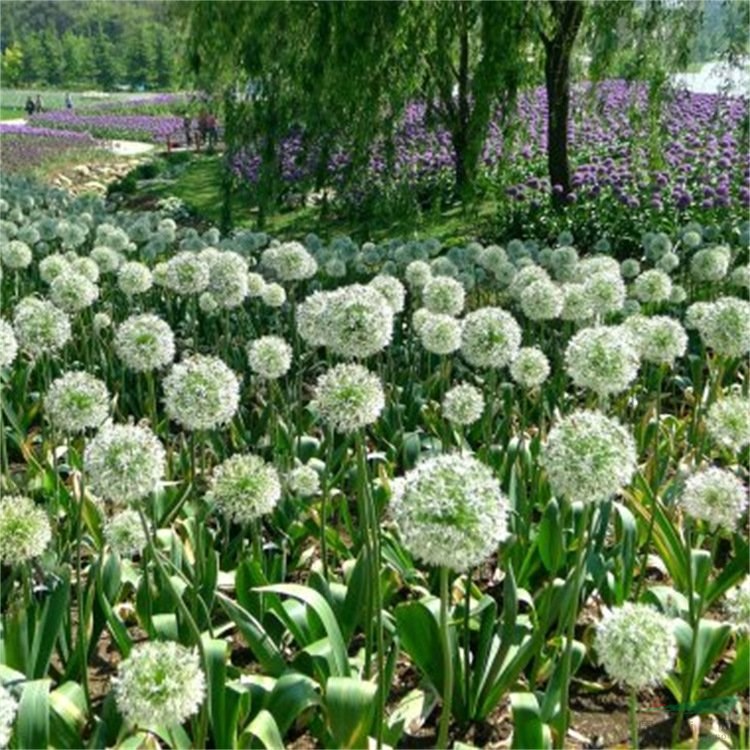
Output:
(0, 106), (24, 120)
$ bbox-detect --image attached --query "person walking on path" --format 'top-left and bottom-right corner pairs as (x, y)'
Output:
(25, 97), (35, 116)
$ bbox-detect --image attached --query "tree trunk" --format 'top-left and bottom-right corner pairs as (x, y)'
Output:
(454, 0), (474, 197)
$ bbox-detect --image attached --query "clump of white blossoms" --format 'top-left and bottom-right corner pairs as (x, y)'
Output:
(117, 261), (153, 297)
(684, 301), (711, 330)
(46, 371), (109, 433)
(85, 423), (166, 504)
(39, 254), (70, 284)
(164, 355), (240, 431)
(624, 315), (687, 367)
(565, 325), (640, 397)
(695, 297), (750, 358)
(206, 251), (248, 308)
(247, 336), (292, 380)
(247, 272), (266, 297)
(680, 467), (747, 532)
(13, 296), (71, 358)
(287, 464), (321, 497)
(90, 245), (123, 274)
(93, 312), (112, 334)
(208, 453), (281, 524)
(114, 641), (205, 728)
(508, 265), (550, 301)
(313, 363), (385, 433)
(520, 278), (564, 321)
(0, 683), (18, 749)
(0, 239), (32, 269)
(165, 252), (210, 296)
(261, 282), (287, 308)
(390, 454), (509, 571)
(730, 264), (750, 291)
(411, 307), (431, 335)
(542, 410), (637, 504)
(583, 270), (626, 317)
(296, 291), (329, 347)
(369, 274), (406, 314)
(105, 509), (147, 558)
(724, 577), (750, 633)
(632, 269), (673, 304)
(0, 495), (52, 566)
(261, 241), (318, 281)
(442, 383), (485, 426)
(114, 314), (176, 373)
(0, 319), (18, 369)
(560, 282), (595, 322)
(419, 313), (462, 355)
(49, 271), (99, 314)
(690, 245), (731, 282)
(423, 276), (465, 316)
(706, 394), (750, 451)
(70, 256), (100, 283)
(405, 260), (432, 289)
(510, 347), (550, 388)
(198, 291), (219, 315)
(595, 604), (677, 689)
(460, 307), (522, 369)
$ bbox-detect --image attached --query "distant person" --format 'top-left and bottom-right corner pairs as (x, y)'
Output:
(25, 97), (35, 116)
(34, 94), (43, 113)
(206, 112), (218, 150)
(65, 92), (73, 109)
(197, 110), (209, 149)
(183, 113), (192, 147)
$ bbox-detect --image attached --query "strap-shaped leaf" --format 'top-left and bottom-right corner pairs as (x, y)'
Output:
(325, 676), (377, 750)
(17, 679), (50, 750)
(510, 692), (552, 750)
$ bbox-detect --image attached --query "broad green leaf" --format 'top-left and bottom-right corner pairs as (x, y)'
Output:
(394, 599), (443, 693)
(325, 676), (377, 750)
(17, 679), (50, 750)
(30, 567), (71, 679)
(510, 692), (551, 750)
(49, 682), (87, 750)
(239, 708), (285, 750)
(266, 673), (320, 736)
(204, 637), (234, 750)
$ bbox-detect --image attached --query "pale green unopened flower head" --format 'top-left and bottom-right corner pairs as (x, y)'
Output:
(419, 313), (462, 355)
(46, 371), (109, 433)
(261, 282), (287, 308)
(13, 296), (71, 358)
(287, 465), (321, 497)
(595, 603), (677, 689)
(510, 347), (550, 388)
(542, 410), (636, 504)
(632, 269), (672, 304)
(0, 319), (18, 368)
(442, 383), (485, 426)
(105, 509), (147, 558)
(115, 641), (205, 728)
(117, 261), (153, 297)
(115, 314), (175, 373)
(313, 363), (384, 433)
(209, 453), (281, 524)
(624, 315), (687, 366)
(0, 495), (51, 566)
(706, 394), (750, 451)
(369, 274), (406, 313)
(423, 276), (465, 316)
(724, 577), (750, 632)
(85, 423), (166, 504)
(247, 336), (292, 380)
(405, 260), (432, 289)
(620, 259), (641, 279)
(164, 355), (240, 431)
(165, 252), (210, 296)
(691, 246), (731, 282)
(0, 683), (18, 749)
(391, 454), (509, 571)
(680, 467), (747, 531)
(696, 297), (750, 358)
(0, 239), (32, 269)
(460, 307), (521, 369)
(520, 278), (564, 321)
(261, 241), (318, 281)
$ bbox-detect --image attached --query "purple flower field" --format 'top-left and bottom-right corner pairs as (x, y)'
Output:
(0, 124), (101, 173)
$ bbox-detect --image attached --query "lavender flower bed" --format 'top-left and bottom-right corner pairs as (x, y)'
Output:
(0, 125), (101, 173)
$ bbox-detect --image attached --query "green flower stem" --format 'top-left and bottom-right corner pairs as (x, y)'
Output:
(320, 427), (334, 581)
(75, 460), (91, 711)
(629, 688), (639, 749)
(437, 566), (454, 750)
(463, 570), (472, 715)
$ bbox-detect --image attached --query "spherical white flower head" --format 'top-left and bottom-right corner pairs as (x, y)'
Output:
(49, 271), (99, 314)
(117, 261), (153, 297)
(657, 251), (680, 274)
(706, 394), (750, 451)
(691, 246), (731, 282)
(682, 229), (702, 250)
(565, 325), (640, 397)
(583, 270), (626, 317)
(46, 371), (110, 433)
(0, 239), (32, 270)
(560, 282), (595, 322)
(115, 641), (205, 728)
(680, 467), (747, 532)
(477, 245), (508, 274)
(93, 312), (112, 334)
(164, 355), (240, 431)
(632, 269), (672, 304)
(261, 241), (318, 281)
(70, 256), (100, 283)
(520, 278), (564, 321)
(13, 296), (71, 359)
(247, 336), (292, 380)
(369, 274), (406, 314)
(115, 314), (176, 373)
(0, 319), (18, 369)
(297, 291), (329, 348)
(206, 251), (248, 308)
(697, 297), (750, 358)
(391, 454), (509, 571)
(261, 282), (286, 308)
(314, 363), (384, 433)
(90, 245), (123, 274)
(419, 313), (462, 355)
(595, 603), (677, 689)
(198, 291), (219, 315)
(423, 276), (465, 316)
(669, 284), (687, 305)
(684, 301), (711, 330)
(724, 577), (750, 633)
(247, 272), (266, 297)
(165, 252), (210, 296)
(0, 495), (52, 566)
(730, 264), (750, 291)
(442, 383), (485, 426)
(105, 509), (147, 558)
(411, 307), (432, 336)
(542, 410), (636, 504)
(460, 307), (522, 369)
(575, 256), (621, 280)
(510, 347), (550, 388)
(508, 265), (550, 301)
(624, 315), (687, 367)
(287, 465), (321, 497)
(39, 254), (70, 284)
(405, 260), (432, 289)
(208, 453), (281, 524)
(0, 683), (18, 749)
(85, 423), (166, 504)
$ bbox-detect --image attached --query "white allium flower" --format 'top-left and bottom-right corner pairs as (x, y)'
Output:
(46, 371), (109, 433)
(691, 246), (731, 282)
(261, 241), (318, 281)
(669, 284), (687, 304)
(0, 319), (18, 368)
(724, 577), (750, 632)
(682, 229), (702, 249)
(39, 254), (70, 284)
(114, 641), (205, 728)
(584, 271), (626, 317)
(165, 252), (210, 296)
(560, 282), (595, 322)
(696, 297), (750, 358)
(508, 265), (550, 301)
(118, 261), (153, 297)
(313, 363), (384, 433)
(209, 454), (281, 524)
(565, 325), (640, 397)
(680, 467), (747, 531)
(624, 315), (687, 366)
(595, 604), (677, 689)
(287, 465), (321, 497)
(657, 251), (680, 274)
(411, 307), (431, 335)
(685, 301), (712, 330)
(13, 296), (71, 358)
(247, 272), (266, 297)
(390, 454), (509, 572)
(164, 355), (240, 431)
(542, 410), (637, 504)
(706, 394), (750, 451)
(419, 313), (462, 355)
(93, 312), (112, 334)
(152, 262), (169, 288)
(633, 269), (673, 304)
(575, 256), (621, 279)
(247, 336), (292, 380)
(85, 423), (166, 504)
(423, 276), (465, 316)
(442, 383), (485, 426)
(105, 509), (147, 558)
(460, 307), (522, 369)
(50, 271), (99, 313)
(0, 683), (18, 749)
(296, 291), (329, 347)
(198, 291), (219, 314)
(0, 495), (52, 566)
(405, 260), (432, 289)
(729, 265), (750, 291)
(0, 239), (32, 269)
(325, 258), (347, 278)
(520, 278), (564, 320)
(510, 347), (550, 388)
(90, 245), (123, 274)
(261, 282), (287, 308)
(369, 275), (406, 313)
(477, 245), (508, 274)
(115, 314), (176, 373)
(70, 256), (100, 283)
(206, 251), (248, 308)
